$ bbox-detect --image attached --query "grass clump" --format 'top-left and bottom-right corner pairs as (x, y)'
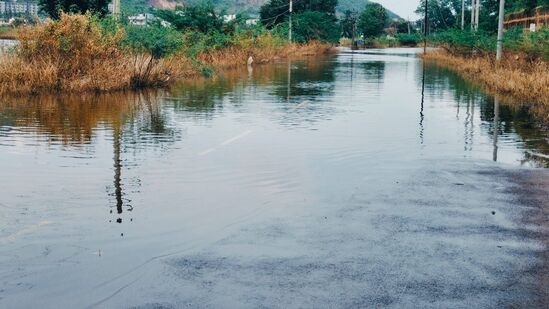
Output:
(0, 12), (333, 96)
(423, 50), (549, 123)
(0, 14), (181, 94)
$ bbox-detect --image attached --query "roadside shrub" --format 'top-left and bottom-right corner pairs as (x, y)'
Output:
(122, 23), (182, 59)
(122, 23), (183, 87)
(396, 33), (420, 47)
(504, 27), (549, 61)
(430, 29), (495, 56)
(431, 27), (549, 61)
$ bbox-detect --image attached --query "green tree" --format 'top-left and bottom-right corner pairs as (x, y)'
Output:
(38, 0), (110, 19)
(358, 3), (388, 38)
(122, 23), (183, 86)
(415, 0), (460, 33)
(290, 11), (340, 43)
(260, 0), (338, 28)
(154, 2), (225, 33)
(340, 10), (358, 39)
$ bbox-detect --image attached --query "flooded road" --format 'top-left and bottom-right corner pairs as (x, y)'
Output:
(0, 48), (548, 308)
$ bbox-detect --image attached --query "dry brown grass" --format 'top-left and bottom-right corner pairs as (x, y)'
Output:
(0, 14), (333, 96)
(197, 40), (334, 69)
(0, 14), (181, 95)
(424, 50), (549, 123)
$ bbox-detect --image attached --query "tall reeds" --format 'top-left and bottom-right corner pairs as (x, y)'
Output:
(0, 14), (333, 96)
(424, 50), (549, 123)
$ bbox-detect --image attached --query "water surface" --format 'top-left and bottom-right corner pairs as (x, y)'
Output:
(0, 49), (547, 308)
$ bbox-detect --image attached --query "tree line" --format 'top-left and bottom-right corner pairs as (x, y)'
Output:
(415, 0), (549, 34)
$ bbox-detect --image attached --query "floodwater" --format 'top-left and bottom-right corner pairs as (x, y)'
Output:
(0, 48), (548, 308)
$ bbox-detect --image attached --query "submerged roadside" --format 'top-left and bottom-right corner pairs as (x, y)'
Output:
(423, 51), (549, 125)
(423, 27), (549, 125)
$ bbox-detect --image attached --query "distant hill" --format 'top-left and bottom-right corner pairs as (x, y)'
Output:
(337, 0), (402, 20)
(152, 0), (402, 19)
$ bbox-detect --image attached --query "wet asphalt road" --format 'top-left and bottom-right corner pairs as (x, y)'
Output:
(96, 160), (548, 309)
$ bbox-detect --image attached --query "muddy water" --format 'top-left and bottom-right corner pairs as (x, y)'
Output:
(0, 48), (548, 308)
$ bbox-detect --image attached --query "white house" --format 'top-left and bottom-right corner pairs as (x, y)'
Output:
(0, 1), (39, 16)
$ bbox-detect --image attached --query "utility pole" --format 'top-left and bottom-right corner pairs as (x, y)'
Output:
(496, 0), (505, 61)
(424, 0), (429, 53)
(461, 0), (465, 29)
(475, 0), (480, 31)
(113, 0), (121, 20)
(288, 0), (293, 43)
(471, 0), (480, 31)
(471, 0), (475, 30)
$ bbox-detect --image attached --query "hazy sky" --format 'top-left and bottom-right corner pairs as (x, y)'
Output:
(370, 0), (421, 19)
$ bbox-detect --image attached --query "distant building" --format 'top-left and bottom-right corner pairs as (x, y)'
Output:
(127, 13), (158, 26)
(223, 14), (236, 23)
(128, 13), (148, 26)
(245, 18), (258, 26)
(0, 1), (39, 16)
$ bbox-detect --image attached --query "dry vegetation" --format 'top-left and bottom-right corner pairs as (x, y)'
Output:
(0, 14), (332, 96)
(424, 50), (549, 123)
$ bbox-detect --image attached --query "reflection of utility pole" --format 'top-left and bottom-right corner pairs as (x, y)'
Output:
(493, 97), (499, 162)
(287, 59), (292, 103)
(352, 13), (357, 49)
(496, 0), (506, 61)
(113, 123), (123, 219)
(288, 0), (293, 43)
(420, 62), (426, 144)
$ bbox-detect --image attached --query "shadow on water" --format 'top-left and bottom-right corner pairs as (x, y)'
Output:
(422, 63), (549, 168)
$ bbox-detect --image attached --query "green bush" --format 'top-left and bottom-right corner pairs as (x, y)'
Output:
(273, 11), (340, 44)
(504, 27), (549, 60)
(430, 29), (495, 56)
(395, 33), (420, 47)
(122, 23), (183, 59)
(431, 27), (549, 60)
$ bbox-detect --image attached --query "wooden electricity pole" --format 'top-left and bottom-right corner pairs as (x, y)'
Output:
(471, 0), (480, 31)
(113, 0), (121, 19)
(289, 0), (293, 43)
(424, 0), (429, 53)
(461, 0), (465, 29)
(475, 0), (480, 30)
(496, 0), (505, 61)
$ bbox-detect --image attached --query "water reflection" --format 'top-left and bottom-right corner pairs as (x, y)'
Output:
(0, 51), (547, 230)
(0, 92), (182, 228)
(422, 63), (549, 167)
(420, 62), (425, 145)
(493, 97), (500, 162)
